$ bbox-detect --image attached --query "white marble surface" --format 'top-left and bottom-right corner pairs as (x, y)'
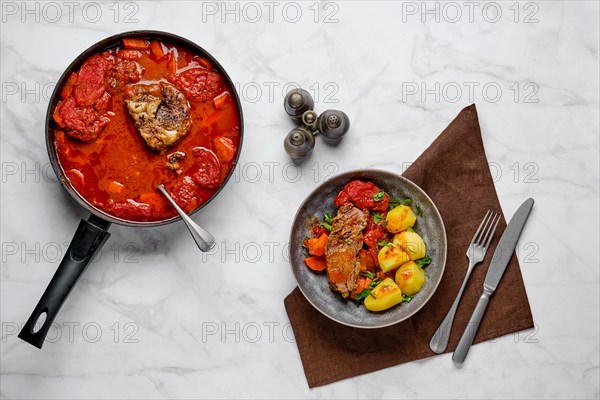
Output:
(1, 1), (598, 399)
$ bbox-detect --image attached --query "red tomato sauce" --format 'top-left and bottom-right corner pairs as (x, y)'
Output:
(53, 39), (241, 222)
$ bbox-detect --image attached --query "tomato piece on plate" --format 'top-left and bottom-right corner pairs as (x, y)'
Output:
(334, 180), (389, 212)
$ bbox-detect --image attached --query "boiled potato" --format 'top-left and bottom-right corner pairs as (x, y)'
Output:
(364, 278), (403, 312)
(377, 244), (410, 273)
(395, 261), (425, 296)
(393, 231), (426, 260)
(386, 205), (416, 233)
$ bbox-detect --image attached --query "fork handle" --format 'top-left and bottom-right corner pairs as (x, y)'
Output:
(429, 263), (474, 354)
(452, 286), (493, 365)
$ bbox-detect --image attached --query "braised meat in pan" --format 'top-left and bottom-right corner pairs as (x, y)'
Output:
(125, 83), (192, 153)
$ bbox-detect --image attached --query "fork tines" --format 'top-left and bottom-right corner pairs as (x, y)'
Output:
(472, 210), (501, 250)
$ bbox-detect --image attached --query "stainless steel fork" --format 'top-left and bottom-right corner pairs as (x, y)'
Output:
(429, 210), (501, 354)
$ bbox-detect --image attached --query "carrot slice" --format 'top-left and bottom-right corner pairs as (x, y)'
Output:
(304, 256), (327, 271)
(306, 233), (328, 257)
(60, 72), (78, 99)
(213, 92), (230, 109)
(122, 38), (150, 50)
(150, 40), (165, 60)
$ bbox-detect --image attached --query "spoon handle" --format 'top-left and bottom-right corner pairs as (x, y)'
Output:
(157, 184), (216, 252)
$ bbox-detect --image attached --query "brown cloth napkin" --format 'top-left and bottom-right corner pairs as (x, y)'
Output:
(284, 104), (534, 388)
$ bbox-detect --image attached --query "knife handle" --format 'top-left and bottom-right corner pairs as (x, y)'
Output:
(452, 286), (493, 365)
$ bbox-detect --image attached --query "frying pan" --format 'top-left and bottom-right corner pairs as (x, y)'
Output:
(17, 31), (244, 348)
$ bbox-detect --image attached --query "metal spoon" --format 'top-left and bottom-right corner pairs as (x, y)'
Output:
(156, 184), (216, 252)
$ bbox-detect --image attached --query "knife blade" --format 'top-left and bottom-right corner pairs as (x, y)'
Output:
(452, 198), (534, 365)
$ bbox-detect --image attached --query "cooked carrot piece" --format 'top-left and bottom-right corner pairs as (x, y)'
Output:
(150, 40), (165, 60)
(53, 101), (64, 127)
(213, 136), (235, 162)
(166, 52), (177, 74)
(108, 181), (124, 194)
(204, 109), (224, 126)
(306, 233), (328, 257)
(60, 72), (78, 99)
(213, 92), (230, 109)
(122, 38), (150, 50)
(350, 277), (373, 300)
(117, 49), (141, 60)
(195, 56), (213, 69)
(304, 256), (327, 271)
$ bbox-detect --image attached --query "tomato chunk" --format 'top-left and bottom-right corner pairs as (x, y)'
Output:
(55, 97), (112, 142)
(73, 54), (109, 107)
(170, 68), (224, 102)
(191, 147), (222, 190)
(334, 180), (389, 212)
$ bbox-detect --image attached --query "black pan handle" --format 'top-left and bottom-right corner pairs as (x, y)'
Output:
(18, 215), (111, 348)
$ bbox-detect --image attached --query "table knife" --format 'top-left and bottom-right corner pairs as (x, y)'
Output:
(452, 198), (535, 365)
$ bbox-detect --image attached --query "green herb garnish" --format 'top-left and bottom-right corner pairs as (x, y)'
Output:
(324, 213), (334, 224)
(355, 289), (376, 303)
(344, 238), (352, 245)
(388, 197), (412, 210)
(406, 226), (415, 233)
(375, 239), (389, 252)
(360, 271), (377, 279)
(402, 294), (413, 303)
(415, 255), (432, 268)
(373, 189), (385, 202)
(372, 212), (383, 224)
(302, 237), (310, 257)
(368, 278), (381, 289)
(415, 204), (423, 216)
(320, 222), (332, 231)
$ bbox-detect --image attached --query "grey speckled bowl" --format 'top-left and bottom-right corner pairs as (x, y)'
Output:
(289, 169), (447, 329)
